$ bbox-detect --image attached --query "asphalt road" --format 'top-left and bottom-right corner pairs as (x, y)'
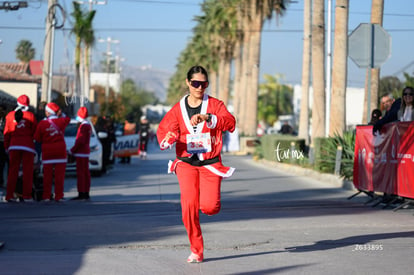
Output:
(1, 142), (414, 275)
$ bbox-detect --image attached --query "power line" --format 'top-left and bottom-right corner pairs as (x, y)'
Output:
(114, 0), (200, 5)
(3, 25), (414, 34)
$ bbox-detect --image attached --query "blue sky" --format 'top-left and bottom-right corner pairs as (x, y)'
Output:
(1, 0), (414, 89)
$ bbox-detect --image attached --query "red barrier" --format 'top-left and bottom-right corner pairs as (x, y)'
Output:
(353, 122), (414, 199)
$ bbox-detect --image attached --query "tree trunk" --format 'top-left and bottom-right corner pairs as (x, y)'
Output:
(329, 0), (349, 136)
(238, 14), (251, 135)
(311, 0), (326, 139)
(298, 0), (311, 144)
(222, 56), (232, 106)
(363, 0), (384, 123)
(232, 38), (242, 120)
(209, 70), (218, 98)
(245, 16), (262, 137)
(217, 45), (231, 106)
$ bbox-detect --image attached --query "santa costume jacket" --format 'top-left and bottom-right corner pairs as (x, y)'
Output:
(70, 120), (91, 157)
(157, 94), (236, 177)
(4, 110), (37, 154)
(34, 115), (71, 164)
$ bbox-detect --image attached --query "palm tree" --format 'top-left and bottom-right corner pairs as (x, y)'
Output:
(70, 2), (96, 107)
(311, 0), (326, 139)
(298, 0), (311, 144)
(362, 0), (384, 123)
(329, 0), (349, 136)
(258, 74), (293, 126)
(15, 40), (35, 64)
(82, 9), (96, 107)
(196, 0), (237, 106)
(239, 0), (288, 136)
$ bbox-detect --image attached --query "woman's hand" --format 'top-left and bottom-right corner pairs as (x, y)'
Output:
(190, 114), (209, 126)
(165, 131), (177, 142)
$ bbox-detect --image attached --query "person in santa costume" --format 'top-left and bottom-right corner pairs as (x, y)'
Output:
(3, 95), (37, 202)
(68, 107), (92, 200)
(157, 65), (236, 263)
(34, 102), (70, 202)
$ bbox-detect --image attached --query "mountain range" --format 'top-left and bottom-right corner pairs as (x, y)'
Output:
(121, 64), (172, 103)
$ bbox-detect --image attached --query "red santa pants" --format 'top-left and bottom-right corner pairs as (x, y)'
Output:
(42, 162), (66, 201)
(175, 161), (222, 256)
(76, 157), (90, 192)
(6, 150), (34, 200)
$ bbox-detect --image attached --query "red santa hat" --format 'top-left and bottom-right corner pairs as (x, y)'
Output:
(15, 95), (30, 111)
(77, 107), (88, 119)
(45, 102), (60, 115)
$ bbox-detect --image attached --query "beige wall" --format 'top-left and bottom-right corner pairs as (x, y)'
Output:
(0, 82), (39, 108)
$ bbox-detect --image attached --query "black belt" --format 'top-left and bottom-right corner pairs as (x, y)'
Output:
(178, 156), (219, 166)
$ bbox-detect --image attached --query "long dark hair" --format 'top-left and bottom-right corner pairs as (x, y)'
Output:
(186, 65), (209, 82)
(401, 86), (414, 112)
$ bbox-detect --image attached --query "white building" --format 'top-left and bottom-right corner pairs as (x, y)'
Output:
(293, 85), (365, 132)
(90, 72), (121, 94)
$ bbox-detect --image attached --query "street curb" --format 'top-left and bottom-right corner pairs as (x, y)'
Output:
(253, 158), (355, 191)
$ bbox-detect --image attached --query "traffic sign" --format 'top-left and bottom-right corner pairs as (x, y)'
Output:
(348, 23), (391, 68)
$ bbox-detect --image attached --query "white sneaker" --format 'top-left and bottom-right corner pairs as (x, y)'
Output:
(187, 252), (203, 263)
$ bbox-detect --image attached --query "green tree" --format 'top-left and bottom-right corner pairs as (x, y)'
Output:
(119, 79), (158, 122)
(258, 74), (293, 126)
(379, 76), (403, 100)
(15, 40), (35, 63)
(403, 72), (414, 89)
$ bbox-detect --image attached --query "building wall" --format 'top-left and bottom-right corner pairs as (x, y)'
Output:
(0, 82), (39, 109)
(90, 73), (121, 93)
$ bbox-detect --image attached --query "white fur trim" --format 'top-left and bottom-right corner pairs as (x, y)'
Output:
(45, 105), (56, 115)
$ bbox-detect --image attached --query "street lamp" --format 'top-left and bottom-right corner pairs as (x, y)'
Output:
(98, 37), (119, 114)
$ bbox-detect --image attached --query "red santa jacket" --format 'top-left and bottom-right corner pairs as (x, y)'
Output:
(157, 94), (236, 177)
(70, 120), (91, 158)
(4, 110), (37, 154)
(34, 115), (70, 164)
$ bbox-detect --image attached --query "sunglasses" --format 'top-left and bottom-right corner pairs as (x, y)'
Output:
(403, 93), (414, 96)
(190, 80), (208, 89)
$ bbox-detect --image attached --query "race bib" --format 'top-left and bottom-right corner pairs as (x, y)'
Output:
(186, 133), (212, 154)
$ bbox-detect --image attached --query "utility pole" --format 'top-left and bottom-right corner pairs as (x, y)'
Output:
(41, 0), (57, 104)
(115, 55), (125, 92)
(98, 37), (119, 114)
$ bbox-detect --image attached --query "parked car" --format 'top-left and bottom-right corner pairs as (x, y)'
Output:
(64, 119), (105, 176)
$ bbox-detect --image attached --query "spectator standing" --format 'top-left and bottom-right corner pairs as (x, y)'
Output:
(380, 93), (395, 114)
(3, 95), (37, 202)
(279, 121), (294, 135)
(120, 115), (137, 164)
(373, 93), (402, 133)
(138, 115), (150, 159)
(368, 109), (382, 125)
(69, 107), (92, 200)
(157, 65), (236, 263)
(95, 116), (109, 172)
(0, 104), (7, 188)
(34, 103), (70, 202)
(397, 86), (414, 122)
